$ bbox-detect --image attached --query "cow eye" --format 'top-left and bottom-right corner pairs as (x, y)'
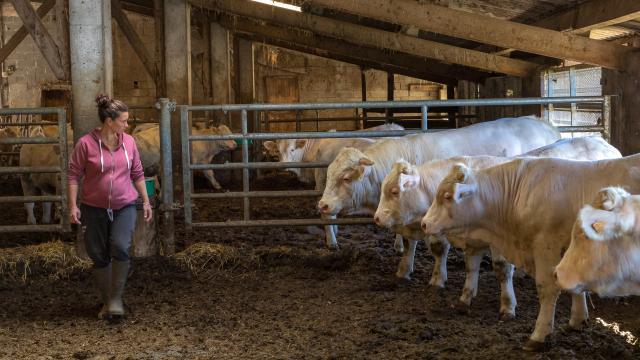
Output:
(342, 176), (351, 183)
(444, 192), (452, 200)
(391, 188), (399, 196)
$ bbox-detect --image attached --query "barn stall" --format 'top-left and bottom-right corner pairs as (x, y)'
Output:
(1, 0), (640, 358)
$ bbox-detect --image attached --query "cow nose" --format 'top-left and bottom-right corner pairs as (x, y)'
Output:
(421, 222), (427, 232)
(318, 201), (328, 212)
(374, 216), (380, 225)
(552, 269), (558, 282)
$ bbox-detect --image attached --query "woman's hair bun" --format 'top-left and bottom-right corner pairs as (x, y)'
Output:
(95, 94), (112, 108)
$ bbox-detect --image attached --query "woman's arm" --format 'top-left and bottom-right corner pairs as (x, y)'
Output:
(134, 179), (152, 222)
(69, 184), (81, 224)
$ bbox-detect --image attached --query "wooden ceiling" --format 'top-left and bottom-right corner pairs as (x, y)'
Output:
(131, 0), (640, 81)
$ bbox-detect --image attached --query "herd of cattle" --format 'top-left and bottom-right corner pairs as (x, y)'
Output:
(2, 115), (639, 351)
(264, 116), (639, 351)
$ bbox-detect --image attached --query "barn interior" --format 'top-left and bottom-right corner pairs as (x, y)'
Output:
(1, 0), (640, 358)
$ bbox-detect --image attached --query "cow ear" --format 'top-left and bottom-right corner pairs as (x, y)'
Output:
(263, 141), (276, 152)
(452, 163), (473, 183)
(295, 139), (307, 149)
(400, 162), (416, 176)
(452, 182), (477, 203)
(579, 205), (619, 242)
(359, 157), (374, 166)
(594, 187), (629, 211)
(399, 173), (419, 191)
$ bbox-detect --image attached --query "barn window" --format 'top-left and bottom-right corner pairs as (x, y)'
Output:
(541, 66), (602, 138)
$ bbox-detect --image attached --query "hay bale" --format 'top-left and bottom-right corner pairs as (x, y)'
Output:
(173, 243), (257, 275)
(0, 240), (91, 282)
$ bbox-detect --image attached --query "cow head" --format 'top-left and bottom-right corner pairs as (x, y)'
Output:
(421, 163), (480, 235)
(555, 187), (640, 297)
(375, 160), (426, 229)
(262, 138), (308, 177)
(212, 125), (237, 151)
(318, 147), (374, 216)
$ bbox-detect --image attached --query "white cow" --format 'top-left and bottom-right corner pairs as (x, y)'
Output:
(421, 154), (640, 350)
(318, 116), (560, 280)
(134, 124), (237, 190)
(555, 187), (640, 297)
(263, 123), (404, 248)
(19, 125), (73, 224)
(374, 136), (621, 317)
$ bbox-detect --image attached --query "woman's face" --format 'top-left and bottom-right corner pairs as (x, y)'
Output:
(107, 112), (129, 134)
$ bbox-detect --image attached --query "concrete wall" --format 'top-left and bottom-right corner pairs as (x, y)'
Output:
(0, 3), (61, 108)
(253, 44), (444, 131)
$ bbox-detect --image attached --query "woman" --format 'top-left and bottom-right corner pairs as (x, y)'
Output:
(68, 95), (152, 320)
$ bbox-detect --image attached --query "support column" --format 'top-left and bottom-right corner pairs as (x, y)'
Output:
(69, 0), (112, 140)
(237, 38), (254, 105)
(603, 53), (640, 155)
(210, 22), (231, 105)
(164, 0), (191, 197)
(386, 71), (394, 122)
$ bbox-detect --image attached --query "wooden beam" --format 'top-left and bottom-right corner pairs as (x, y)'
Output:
(112, 0), (155, 80)
(154, 0), (166, 97)
(0, 0), (55, 64)
(9, 0), (67, 80)
(217, 14), (462, 84)
(191, 0), (539, 77)
(534, 0), (640, 35)
(309, 0), (632, 70)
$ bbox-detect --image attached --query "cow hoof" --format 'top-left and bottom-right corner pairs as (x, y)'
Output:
(563, 320), (588, 332)
(394, 276), (412, 286)
(499, 311), (516, 321)
(325, 243), (339, 251)
(522, 339), (545, 352)
(427, 285), (445, 298)
(452, 300), (471, 315)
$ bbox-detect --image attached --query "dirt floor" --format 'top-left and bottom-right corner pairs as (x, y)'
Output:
(1, 173), (639, 359)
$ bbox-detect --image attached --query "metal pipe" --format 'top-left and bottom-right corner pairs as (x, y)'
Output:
(0, 195), (62, 203)
(241, 109), (250, 221)
(191, 161), (329, 170)
(0, 107), (61, 114)
(0, 224), (63, 233)
(184, 96), (606, 112)
(191, 218), (374, 228)
(188, 129), (420, 141)
(556, 126), (605, 132)
(0, 166), (61, 174)
(191, 190), (322, 199)
(0, 137), (59, 145)
(421, 104), (428, 132)
(158, 98), (175, 254)
(180, 105), (193, 231)
(57, 108), (70, 232)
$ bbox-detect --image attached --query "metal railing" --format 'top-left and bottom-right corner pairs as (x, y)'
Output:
(177, 96), (611, 230)
(0, 107), (69, 233)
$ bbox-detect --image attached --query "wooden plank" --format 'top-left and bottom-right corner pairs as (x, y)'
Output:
(153, 0), (166, 96)
(111, 0), (155, 80)
(0, 0), (55, 64)
(54, 0), (70, 81)
(534, 0), (640, 35)
(220, 15), (462, 84)
(192, 0), (539, 77)
(9, 0), (66, 80)
(309, 0), (631, 70)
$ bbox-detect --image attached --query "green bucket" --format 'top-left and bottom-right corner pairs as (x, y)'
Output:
(144, 178), (156, 198)
(234, 139), (253, 145)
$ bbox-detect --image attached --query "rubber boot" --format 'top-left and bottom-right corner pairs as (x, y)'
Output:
(107, 260), (130, 319)
(93, 264), (111, 319)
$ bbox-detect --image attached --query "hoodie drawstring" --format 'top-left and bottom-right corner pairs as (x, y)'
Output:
(122, 142), (131, 170)
(98, 139), (104, 173)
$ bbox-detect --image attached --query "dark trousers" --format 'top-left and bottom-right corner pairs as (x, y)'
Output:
(81, 203), (137, 268)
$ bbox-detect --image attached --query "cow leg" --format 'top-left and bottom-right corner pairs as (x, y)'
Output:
(568, 292), (589, 330)
(394, 234), (404, 254)
(322, 213), (338, 249)
(20, 175), (37, 225)
(456, 246), (486, 313)
(428, 235), (450, 288)
(203, 169), (222, 190)
(42, 202), (52, 224)
(524, 256), (561, 351)
(395, 239), (418, 280)
(492, 252), (517, 320)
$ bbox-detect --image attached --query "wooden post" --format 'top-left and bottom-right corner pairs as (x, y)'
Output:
(360, 66), (367, 129)
(447, 84), (456, 128)
(386, 72), (393, 123)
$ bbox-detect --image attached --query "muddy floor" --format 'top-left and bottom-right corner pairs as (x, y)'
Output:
(1, 173), (639, 359)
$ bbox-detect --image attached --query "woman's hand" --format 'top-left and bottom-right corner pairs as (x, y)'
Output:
(70, 205), (81, 224)
(143, 202), (153, 222)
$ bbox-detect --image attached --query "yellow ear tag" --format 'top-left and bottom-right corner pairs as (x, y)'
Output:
(591, 221), (606, 234)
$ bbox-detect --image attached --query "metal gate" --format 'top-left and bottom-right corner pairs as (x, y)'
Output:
(0, 107), (69, 233)
(173, 96), (610, 231)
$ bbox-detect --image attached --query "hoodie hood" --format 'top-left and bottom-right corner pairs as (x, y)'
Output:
(89, 128), (130, 173)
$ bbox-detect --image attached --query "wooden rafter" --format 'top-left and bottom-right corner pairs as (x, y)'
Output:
(216, 13), (485, 83)
(111, 0), (156, 81)
(309, 0), (632, 70)
(0, 0), (55, 64)
(535, 0), (640, 35)
(9, 0), (68, 80)
(190, 0), (540, 77)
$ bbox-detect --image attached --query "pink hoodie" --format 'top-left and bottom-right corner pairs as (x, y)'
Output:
(68, 128), (145, 210)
